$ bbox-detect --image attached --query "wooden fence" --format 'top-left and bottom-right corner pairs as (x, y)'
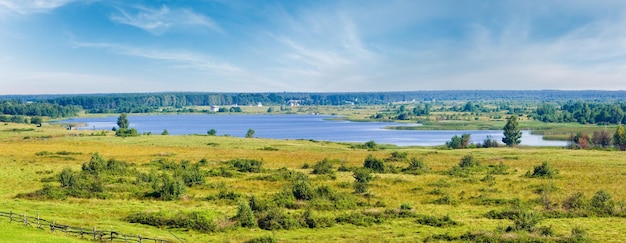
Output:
(0, 211), (177, 243)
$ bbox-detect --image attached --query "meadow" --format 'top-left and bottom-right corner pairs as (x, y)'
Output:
(0, 122), (625, 242)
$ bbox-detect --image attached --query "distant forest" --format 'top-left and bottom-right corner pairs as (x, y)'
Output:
(1, 90), (626, 124)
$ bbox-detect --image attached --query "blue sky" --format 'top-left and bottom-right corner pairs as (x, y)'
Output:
(1, 0), (626, 94)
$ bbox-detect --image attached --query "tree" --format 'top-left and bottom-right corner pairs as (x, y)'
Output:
(502, 115), (522, 146)
(161, 129), (169, 135)
(353, 168), (373, 193)
(117, 113), (129, 129)
(461, 133), (471, 148)
(245, 129), (255, 138)
(446, 135), (463, 149)
(207, 129), (217, 136)
(363, 155), (385, 173)
(614, 124), (626, 151)
(30, 116), (43, 125)
(592, 129), (612, 148)
(235, 200), (256, 228)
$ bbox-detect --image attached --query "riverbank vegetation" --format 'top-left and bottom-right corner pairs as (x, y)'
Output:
(0, 122), (625, 242)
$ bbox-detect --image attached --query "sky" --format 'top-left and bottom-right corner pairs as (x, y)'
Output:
(1, 0), (626, 94)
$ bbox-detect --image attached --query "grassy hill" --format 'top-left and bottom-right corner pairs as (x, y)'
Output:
(0, 123), (624, 242)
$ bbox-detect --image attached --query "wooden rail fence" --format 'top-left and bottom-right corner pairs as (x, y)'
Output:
(0, 211), (176, 242)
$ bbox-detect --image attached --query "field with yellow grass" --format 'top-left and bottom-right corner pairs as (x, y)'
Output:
(1, 122), (625, 242)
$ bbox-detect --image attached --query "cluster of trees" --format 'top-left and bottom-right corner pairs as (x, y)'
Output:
(534, 102), (626, 124)
(113, 113), (138, 137)
(569, 125), (626, 151)
(0, 101), (80, 118)
(446, 115), (520, 149)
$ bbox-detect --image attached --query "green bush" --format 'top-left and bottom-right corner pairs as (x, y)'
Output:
(527, 162), (558, 178)
(363, 154), (385, 173)
(507, 210), (542, 232)
(386, 151), (408, 162)
(402, 158), (430, 174)
(230, 159), (263, 173)
(303, 209), (335, 228)
(458, 155), (480, 168)
(312, 158), (335, 176)
(126, 210), (219, 232)
(235, 201), (257, 228)
(58, 168), (75, 188)
(417, 215), (459, 227)
(149, 174), (186, 200)
(292, 180), (314, 200)
(590, 190), (614, 216)
(256, 207), (301, 230)
(353, 168), (373, 193)
(563, 192), (588, 212)
(335, 211), (385, 226)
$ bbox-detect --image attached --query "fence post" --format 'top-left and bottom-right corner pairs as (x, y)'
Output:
(37, 213), (41, 229)
(9, 211), (12, 223)
(138, 234), (142, 243)
(93, 226), (97, 241)
(23, 212), (27, 226)
(51, 220), (55, 232)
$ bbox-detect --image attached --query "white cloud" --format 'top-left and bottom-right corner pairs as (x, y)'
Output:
(109, 4), (220, 35)
(0, 0), (78, 14)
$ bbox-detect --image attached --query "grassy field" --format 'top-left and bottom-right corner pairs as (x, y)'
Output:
(1, 122), (625, 242)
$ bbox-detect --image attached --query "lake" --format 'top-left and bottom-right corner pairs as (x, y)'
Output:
(61, 114), (567, 147)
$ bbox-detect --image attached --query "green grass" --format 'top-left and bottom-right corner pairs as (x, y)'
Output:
(0, 123), (625, 242)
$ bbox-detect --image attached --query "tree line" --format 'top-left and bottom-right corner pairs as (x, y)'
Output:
(533, 101), (626, 124)
(0, 101), (80, 118)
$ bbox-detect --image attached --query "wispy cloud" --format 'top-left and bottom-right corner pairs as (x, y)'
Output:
(109, 4), (220, 35)
(0, 0), (79, 14)
(70, 40), (290, 91)
(72, 40), (240, 75)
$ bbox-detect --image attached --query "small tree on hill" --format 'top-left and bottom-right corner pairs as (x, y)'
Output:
(117, 113), (129, 129)
(245, 129), (255, 138)
(207, 129), (217, 136)
(353, 168), (373, 193)
(502, 115), (522, 146)
(363, 155), (385, 173)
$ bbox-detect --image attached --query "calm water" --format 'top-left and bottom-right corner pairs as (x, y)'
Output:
(62, 114), (567, 147)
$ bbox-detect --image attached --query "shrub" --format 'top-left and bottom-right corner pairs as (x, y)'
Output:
(235, 201), (257, 228)
(58, 168), (75, 188)
(150, 174), (186, 200)
(292, 180), (315, 200)
(230, 159), (263, 173)
(303, 209), (335, 228)
(126, 210), (219, 232)
(527, 162), (558, 178)
(402, 158), (430, 174)
(417, 215), (459, 227)
(363, 155), (385, 173)
(256, 207), (301, 230)
(590, 190), (614, 216)
(431, 194), (457, 205)
(563, 192), (588, 212)
(386, 151), (408, 162)
(353, 168), (373, 193)
(312, 158), (335, 176)
(458, 155), (480, 168)
(399, 202), (413, 211)
(335, 211), (384, 226)
(507, 210), (542, 232)
(363, 140), (378, 150)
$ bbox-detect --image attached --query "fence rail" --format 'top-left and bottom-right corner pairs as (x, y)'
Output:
(0, 211), (176, 243)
